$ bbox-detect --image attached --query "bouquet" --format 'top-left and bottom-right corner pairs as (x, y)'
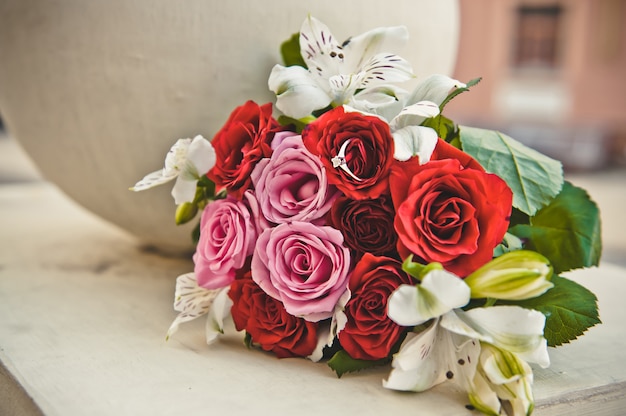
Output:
(131, 16), (601, 415)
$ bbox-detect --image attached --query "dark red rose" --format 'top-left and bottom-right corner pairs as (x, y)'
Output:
(302, 107), (394, 200)
(207, 101), (283, 199)
(389, 152), (512, 277)
(228, 270), (319, 358)
(327, 195), (397, 259)
(338, 254), (412, 360)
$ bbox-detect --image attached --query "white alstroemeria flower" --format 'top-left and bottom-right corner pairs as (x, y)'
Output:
(268, 15), (414, 119)
(166, 272), (232, 345)
(441, 306), (550, 368)
(131, 135), (215, 205)
(383, 315), (481, 392)
(384, 268), (550, 411)
(385, 269), (478, 392)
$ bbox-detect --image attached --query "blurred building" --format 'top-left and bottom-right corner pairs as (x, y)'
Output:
(446, 0), (626, 170)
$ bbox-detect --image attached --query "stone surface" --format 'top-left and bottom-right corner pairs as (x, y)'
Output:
(0, 181), (625, 415)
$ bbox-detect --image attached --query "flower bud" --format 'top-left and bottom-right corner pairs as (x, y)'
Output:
(175, 201), (198, 225)
(464, 250), (553, 300)
(469, 343), (534, 416)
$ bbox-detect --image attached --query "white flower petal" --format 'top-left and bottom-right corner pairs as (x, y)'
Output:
(166, 273), (222, 340)
(268, 64), (331, 119)
(384, 317), (480, 392)
(163, 138), (193, 176)
(478, 344), (535, 415)
(392, 125), (438, 162)
(389, 100), (440, 130)
(308, 289), (349, 362)
(387, 285), (425, 326)
(186, 135), (216, 176)
(406, 74), (466, 107)
(384, 321), (442, 391)
(343, 25), (409, 70)
(441, 306), (550, 368)
(328, 72), (368, 104)
(171, 176), (198, 205)
(299, 15), (341, 77)
(468, 368), (502, 416)
(388, 270), (470, 326)
(358, 53), (414, 88)
(205, 287), (233, 345)
(349, 85), (407, 121)
(130, 169), (175, 192)
(308, 322), (330, 363)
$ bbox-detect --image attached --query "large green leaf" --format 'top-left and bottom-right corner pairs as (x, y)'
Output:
(459, 126), (563, 216)
(506, 275), (600, 347)
(510, 182), (602, 274)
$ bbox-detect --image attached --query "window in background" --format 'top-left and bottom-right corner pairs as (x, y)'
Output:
(514, 5), (563, 68)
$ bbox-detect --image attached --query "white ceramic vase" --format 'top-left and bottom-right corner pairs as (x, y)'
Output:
(0, 0), (459, 253)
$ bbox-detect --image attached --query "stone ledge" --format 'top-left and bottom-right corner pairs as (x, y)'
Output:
(0, 182), (623, 415)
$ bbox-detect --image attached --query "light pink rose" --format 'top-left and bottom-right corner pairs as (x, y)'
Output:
(251, 133), (339, 224)
(251, 221), (351, 321)
(194, 195), (260, 289)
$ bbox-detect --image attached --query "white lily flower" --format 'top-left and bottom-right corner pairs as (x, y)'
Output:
(166, 272), (232, 345)
(131, 135), (216, 205)
(269, 15), (414, 119)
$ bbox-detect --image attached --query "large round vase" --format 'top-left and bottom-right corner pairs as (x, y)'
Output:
(0, 0), (459, 253)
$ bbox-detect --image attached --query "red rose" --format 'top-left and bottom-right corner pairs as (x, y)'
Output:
(389, 152), (512, 277)
(327, 195), (398, 259)
(338, 254), (412, 360)
(431, 138), (485, 171)
(228, 270), (319, 358)
(302, 107), (394, 200)
(207, 101), (282, 199)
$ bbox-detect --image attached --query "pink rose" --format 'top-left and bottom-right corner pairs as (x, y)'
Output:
(194, 195), (260, 289)
(251, 133), (339, 224)
(251, 221), (351, 322)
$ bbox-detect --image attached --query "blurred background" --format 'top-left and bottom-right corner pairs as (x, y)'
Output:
(445, 0), (626, 266)
(446, 0), (626, 171)
(1, 0), (624, 265)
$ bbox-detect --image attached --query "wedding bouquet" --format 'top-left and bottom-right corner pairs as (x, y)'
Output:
(131, 16), (601, 415)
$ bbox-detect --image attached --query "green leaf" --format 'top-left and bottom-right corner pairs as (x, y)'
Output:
(277, 115), (310, 133)
(421, 114), (459, 143)
(327, 350), (390, 378)
(506, 275), (600, 347)
(459, 126), (564, 216)
(280, 32), (306, 68)
(439, 76), (482, 111)
(509, 182), (602, 274)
